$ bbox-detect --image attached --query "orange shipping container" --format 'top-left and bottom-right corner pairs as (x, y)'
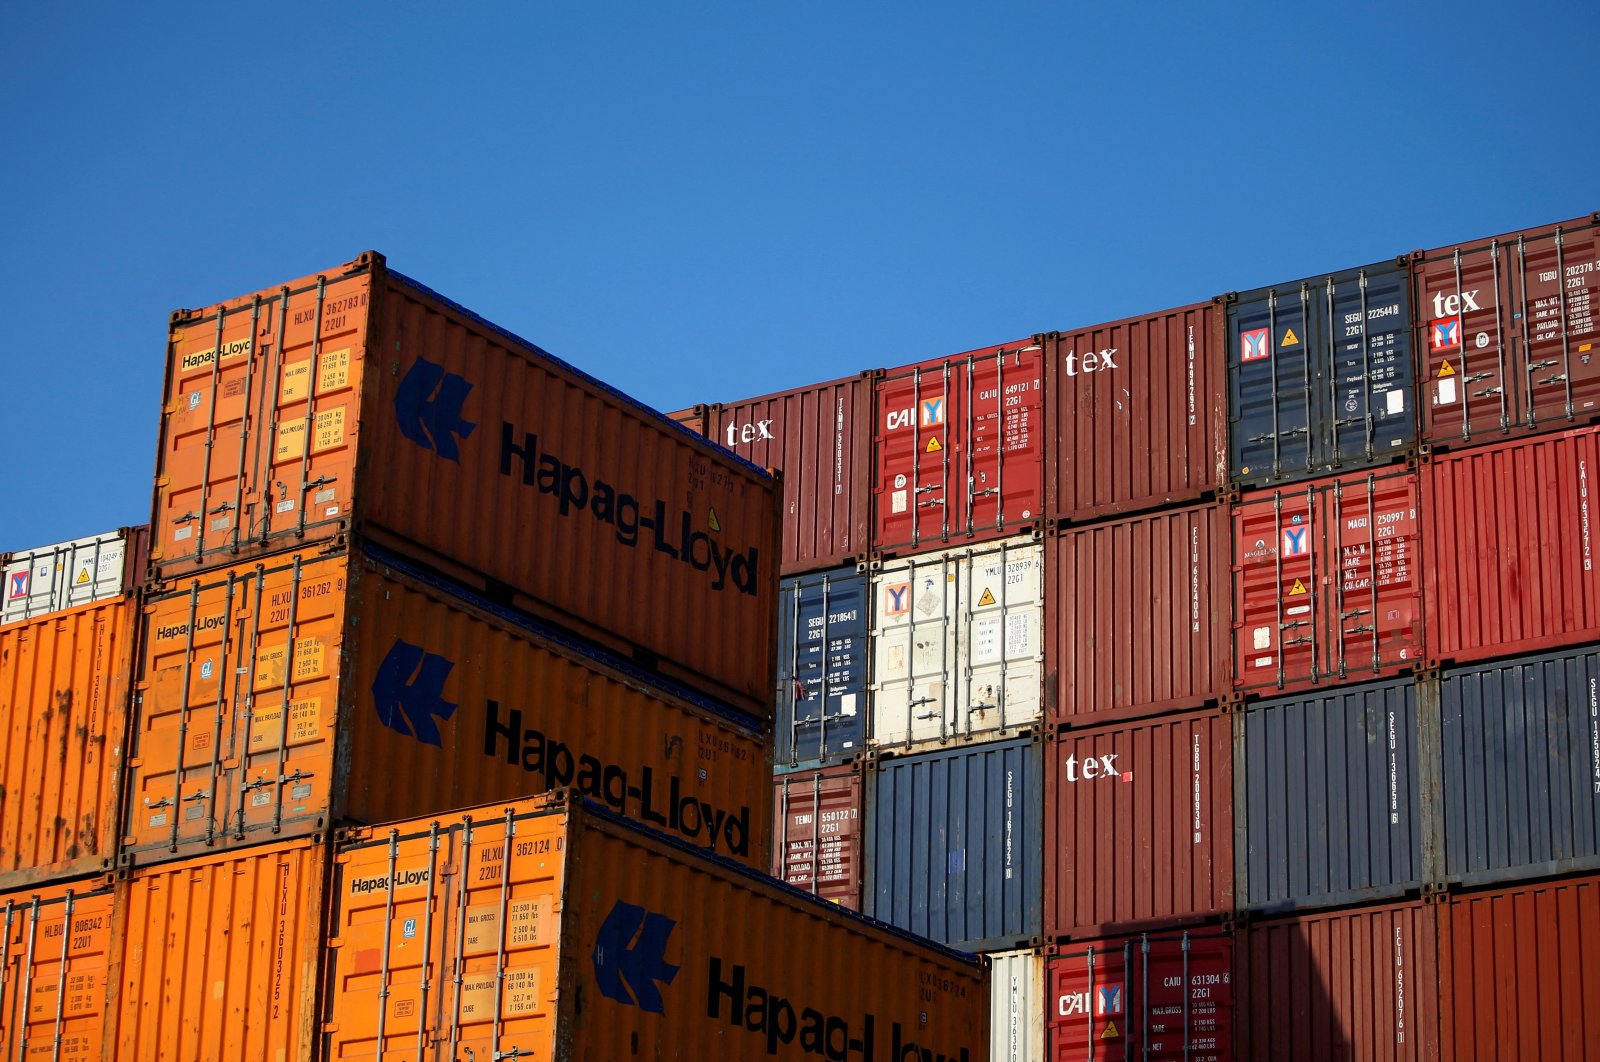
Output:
(0, 878), (116, 1062)
(122, 546), (770, 871)
(323, 792), (989, 1061)
(150, 253), (781, 715)
(1, 598), (135, 889)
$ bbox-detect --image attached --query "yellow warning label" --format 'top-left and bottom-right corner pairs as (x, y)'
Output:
(926, 437), (943, 453)
(1581, 343), (1593, 354)
(1281, 327), (1300, 347)
(1437, 359), (1456, 378)
(1101, 1020), (1119, 1039)
(1289, 578), (1308, 596)
(75, 567), (91, 585)
(708, 509), (722, 533)
(978, 588), (996, 607)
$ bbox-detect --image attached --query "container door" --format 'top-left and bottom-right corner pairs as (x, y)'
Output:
(0, 887), (115, 1062)
(872, 553), (956, 750)
(775, 567), (869, 768)
(1323, 265), (1413, 469)
(1231, 285), (1319, 485)
(1418, 239), (1519, 443)
(1511, 219), (1600, 431)
(1, 531), (129, 625)
(957, 540), (1042, 742)
(772, 767), (864, 909)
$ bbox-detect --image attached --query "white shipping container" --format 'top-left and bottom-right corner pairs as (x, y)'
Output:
(989, 948), (1046, 1062)
(2, 528), (139, 625)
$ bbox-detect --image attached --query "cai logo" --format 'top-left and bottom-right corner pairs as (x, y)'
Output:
(1432, 316), (1461, 351)
(1282, 525), (1310, 558)
(370, 639), (459, 747)
(592, 901), (681, 1013)
(1240, 328), (1270, 363)
(393, 357), (477, 461)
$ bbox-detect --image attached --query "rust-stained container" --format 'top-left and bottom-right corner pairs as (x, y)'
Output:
(707, 374), (873, 573)
(1233, 466), (1423, 698)
(2, 526), (148, 626)
(1044, 302), (1227, 524)
(1047, 501), (1230, 727)
(321, 793), (989, 1061)
(772, 764), (864, 909)
(149, 253), (781, 715)
(121, 545), (769, 871)
(1436, 874), (1600, 1060)
(1, 597), (136, 889)
(0, 878), (115, 1062)
(1423, 425), (1600, 665)
(872, 338), (1046, 556)
(1414, 213), (1600, 451)
(1045, 710), (1232, 941)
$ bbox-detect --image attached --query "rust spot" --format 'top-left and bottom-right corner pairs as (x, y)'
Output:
(65, 844), (82, 859)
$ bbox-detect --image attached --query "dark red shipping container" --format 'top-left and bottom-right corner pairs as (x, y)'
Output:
(1415, 213), (1600, 451)
(1436, 874), (1600, 1061)
(1047, 501), (1230, 727)
(665, 405), (706, 435)
(771, 764), (864, 910)
(1424, 425), (1600, 665)
(1045, 301), (1227, 524)
(1233, 467), (1423, 698)
(707, 375), (872, 573)
(872, 339), (1045, 556)
(1045, 709), (1232, 940)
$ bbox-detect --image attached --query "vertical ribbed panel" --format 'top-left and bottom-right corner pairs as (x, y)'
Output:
(774, 566), (869, 768)
(988, 948), (1044, 1062)
(0, 880), (115, 1060)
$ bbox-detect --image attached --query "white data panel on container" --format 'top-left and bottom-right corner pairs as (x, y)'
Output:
(989, 948), (1045, 1062)
(2, 530), (130, 624)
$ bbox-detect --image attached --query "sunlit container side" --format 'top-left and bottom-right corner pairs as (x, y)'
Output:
(1423, 426), (1600, 665)
(1, 527), (147, 626)
(0, 879), (115, 1062)
(1046, 929), (1234, 1062)
(1233, 467), (1423, 698)
(1046, 502), (1229, 727)
(872, 339), (1045, 555)
(0, 598), (135, 889)
(1236, 899), (1439, 1062)
(989, 948), (1044, 1062)
(1044, 710), (1232, 941)
(864, 736), (1043, 952)
(148, 253), (781, 716)
(664, 404), (706, 436)
(774, 566), (869, 770)
(1045, 302), (1227, 524)
(121, 546), (769, 871)
(1437, 645), (1600, 888)
(870, 537), (1042, 753)
(1436, 874), (1600, 1060)
(772, 764), (864, 910)
(1414, 213), (1600, 451)
(1228, 258), (1416, 488)
(1235, 676), (1427, 914)
(707, 374), (873, 573)
(321, 793), (990, 1062)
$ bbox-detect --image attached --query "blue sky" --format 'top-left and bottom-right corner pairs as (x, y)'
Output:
(3, 2), (1595, 548)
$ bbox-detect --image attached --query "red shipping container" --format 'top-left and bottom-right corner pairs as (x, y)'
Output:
(707, 375), (873, 573)
(772, 764), (864, 910)
(1424, 425), (1600, 665)
(1045, 710), (1232, 940)
(872, 339), (1045, 556)
(665, 405), (706, 435)
(1233, 467), (1423, 697)
(1047, 501), (1230, 726)
(1415, 213), (1600, 451)
(1045, 302), (1227, 524)
(1436, 874), (1600, 1060)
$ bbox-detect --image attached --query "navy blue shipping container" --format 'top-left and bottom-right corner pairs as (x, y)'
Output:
(1438, 646), (1600, 888)
(775, 566), (870, 770)
(1229, 258), (1416, 487)
(863, 736), (1043, 952)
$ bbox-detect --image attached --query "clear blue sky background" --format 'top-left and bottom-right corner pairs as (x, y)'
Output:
(3, 2), (1595, 549)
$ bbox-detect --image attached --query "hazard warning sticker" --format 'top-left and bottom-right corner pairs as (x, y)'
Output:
(977, 587), (996, 607)
(1288, 578), (1309, 596)
(1241, 328), (1271, 363)
(74, 566), (91, 586)
(1281, 327), (1300, 347)
(1437, 359), (1456, 377)
(1100, 1020), (1120, 1039)
(707, 508), (722, 533)
(926, 436), (942, 453)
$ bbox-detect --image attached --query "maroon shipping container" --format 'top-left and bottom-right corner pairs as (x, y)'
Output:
(1424, 425), (1600, 665)
(1415, 213), (1600, 451)
(665, 405), (706, 435)
(1047, 501), (1230, 727)
(1233, 467), (1423, 698)
(771, 764), (864, 910)
(1045, 709), (1233, 940)
(707, 375), (872, 573)
(1436, 874), (1600, 1060)
(1237, 899), (1439, 1062)
(1045, 302), (1227, 524)
(872, 339), (1045, 556)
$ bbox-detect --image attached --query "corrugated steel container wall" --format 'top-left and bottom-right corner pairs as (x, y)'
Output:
(1046, 930), (1234, 1062)
(0, 879), (115, 1062)
(664, 405), (706, 435)
(708, 374), (873, 573)
(1, 597), (135, 889)
(149, 253), (781, 716)
(1235, 677), (1427, 914)
(122, 547), (770, 870)
(864, 736), (1043, 952)
(1228, 258), (1416, 488)
(1415, 213), (1600, 451)
(872, 339), (1046, 555)
(989, 948), (1045, 1062)
(1236, 899), (1438, 1062)
(1233, 467), (1423, 697)
(1045, 301), (1227, 523)
(2, 526), (147, 626)
(323, 794), (990, 1061)
(1047, 502), (1229, 727)
(1436, 874), (1600, 1060)
(1423, 425), (1600, 664)
(1045, 709), (1232, 940)
(870, 537), (1042, 753)
(772, 764), (864, 909)
(1437, 646), (1600, 888)
(774, 566), (869, 769)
